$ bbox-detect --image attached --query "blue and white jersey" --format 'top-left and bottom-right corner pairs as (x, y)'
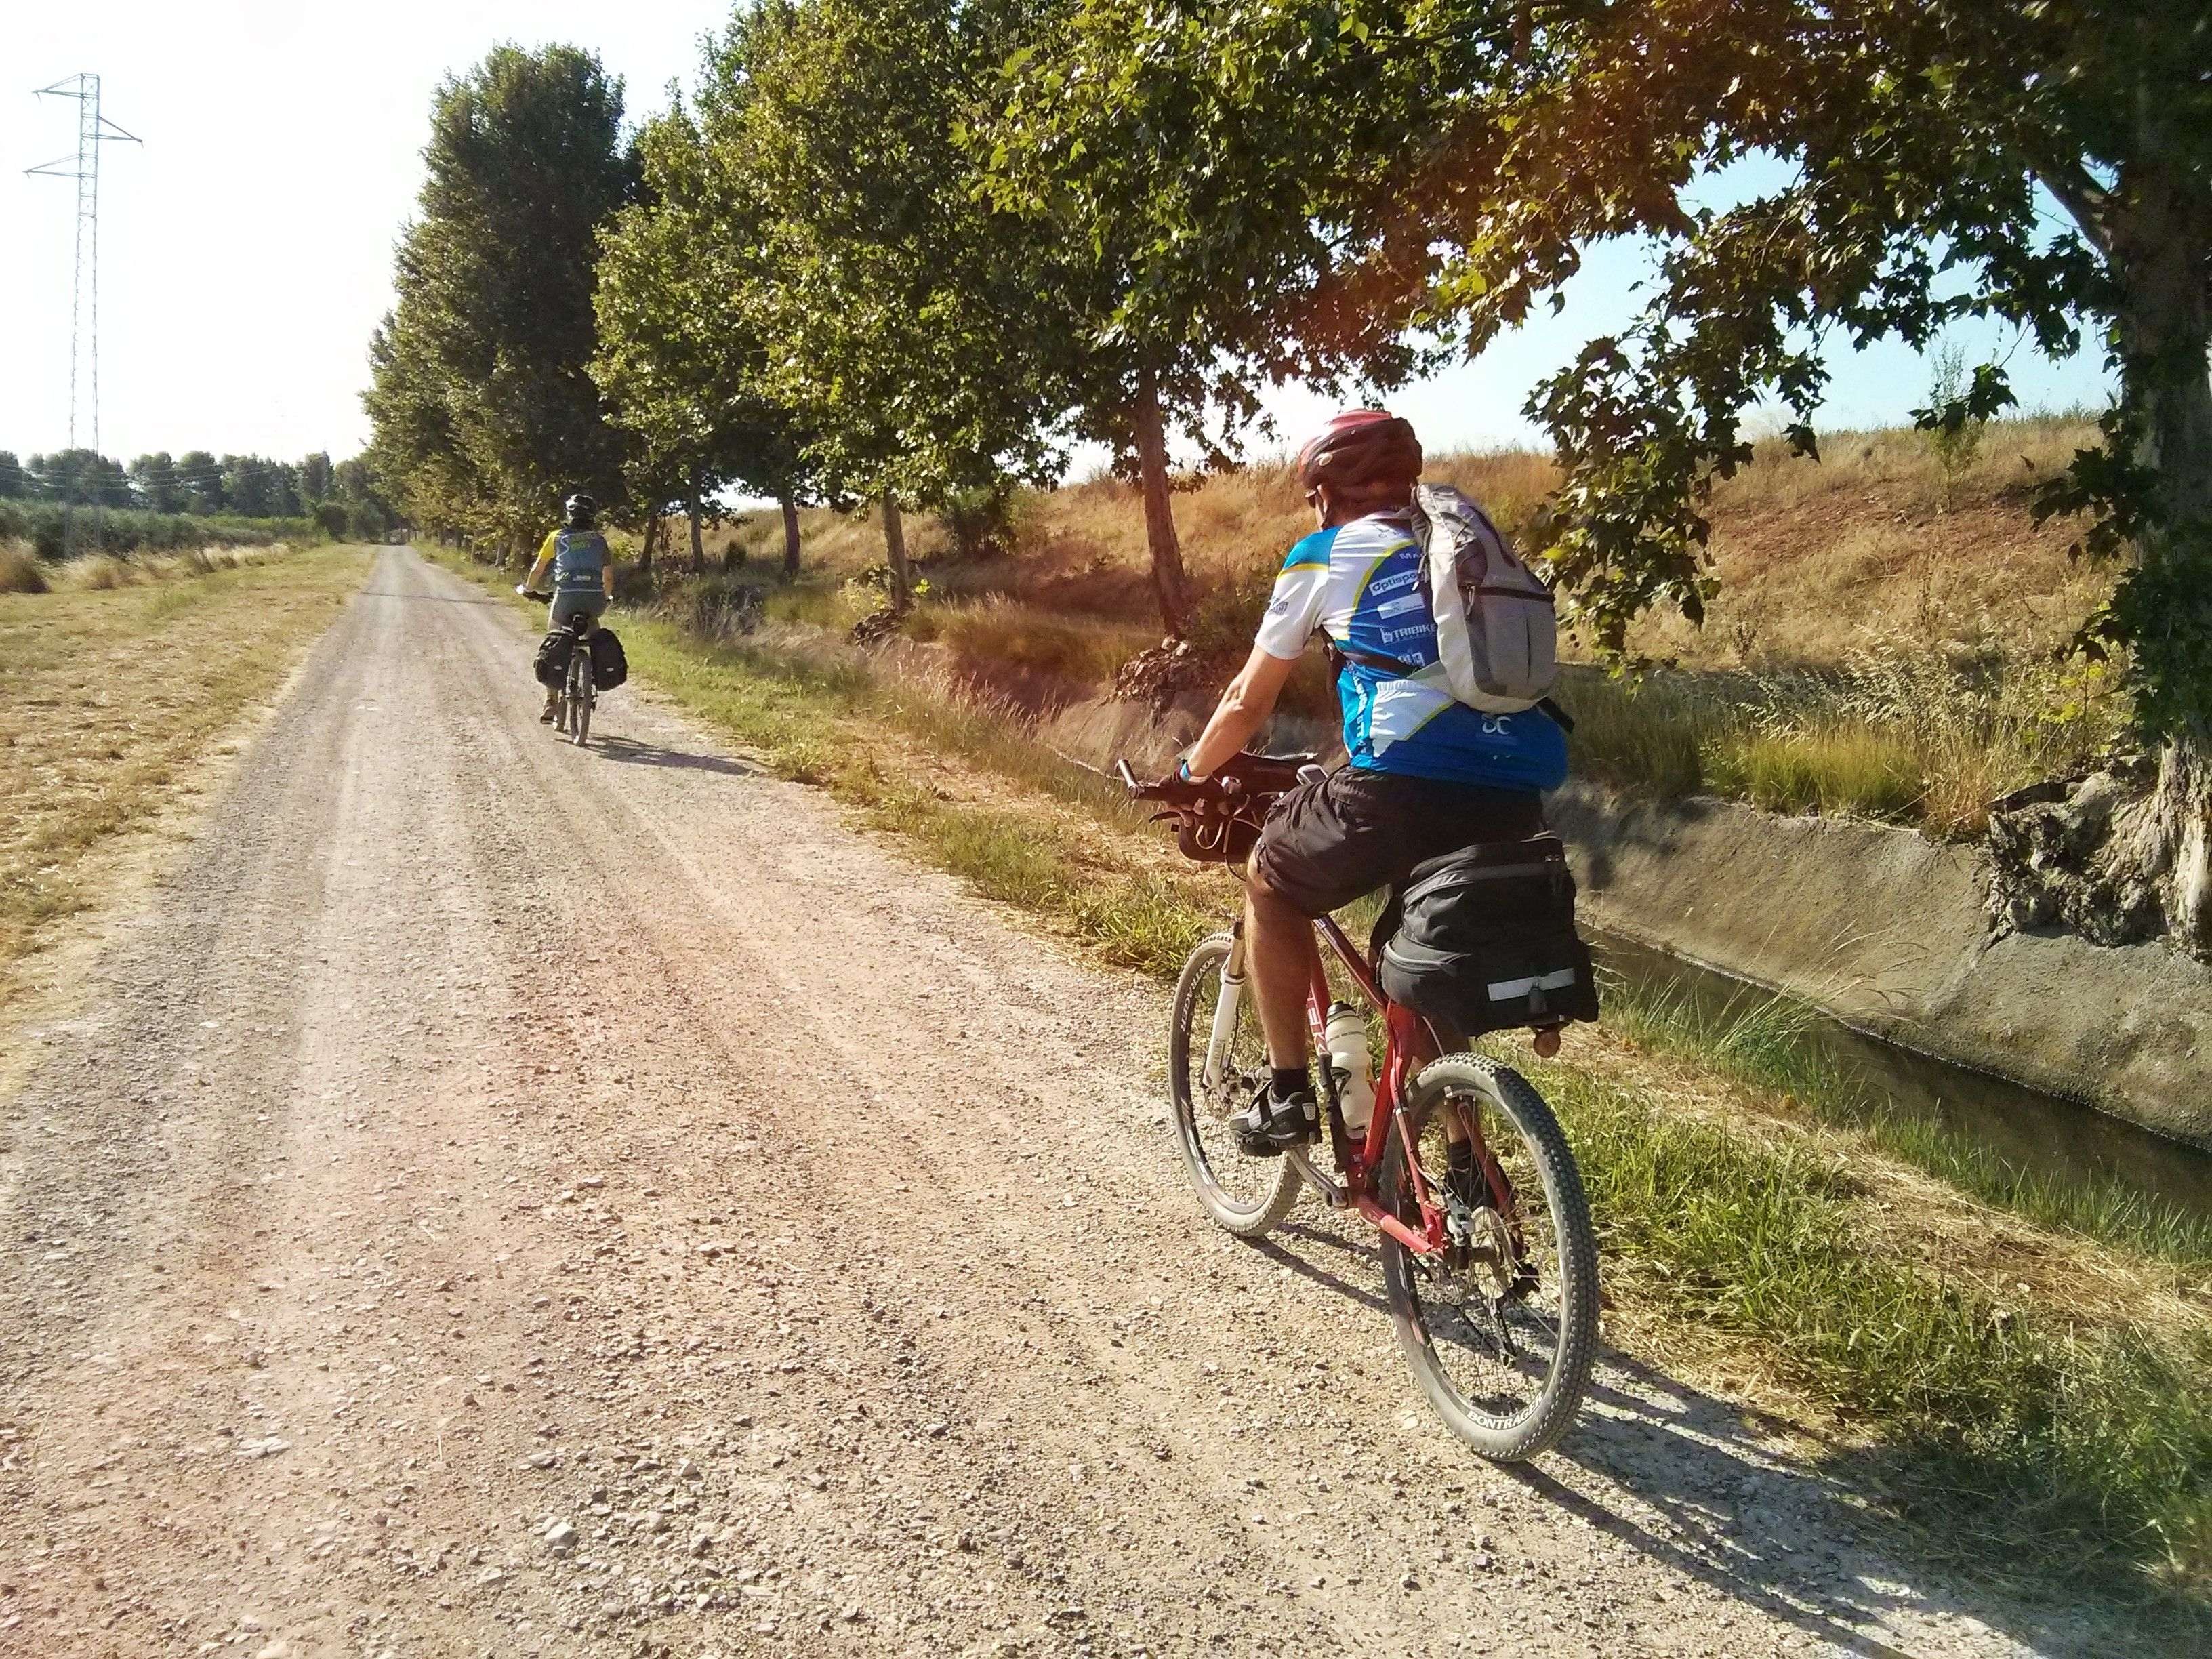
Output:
(1254, 510), (1567, 791)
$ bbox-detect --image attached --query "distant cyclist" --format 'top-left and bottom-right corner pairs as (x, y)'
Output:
(1180, 411), (1568, 1155)
(517, 493), (614, 724)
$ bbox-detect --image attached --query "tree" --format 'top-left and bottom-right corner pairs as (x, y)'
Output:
(299, 451), (335, 506)
(28, 450), (132, 508)
(363, 45), (636, 552)
(592, 98), (820, 581)
(982, 2), (1437, 633)
(334, 455), (401, 540)
(1343, 0), (2211, 956)
(1141, 1), (2208, 956)
(724, 0), (1070, 615)
(129, 453), (180, 514)
(223, 455), (272, 518)
(173, 450), (224, 515)
(0, 452), (28, 499)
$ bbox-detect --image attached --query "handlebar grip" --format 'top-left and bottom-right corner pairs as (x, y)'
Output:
(1114, 759), (1138, 791)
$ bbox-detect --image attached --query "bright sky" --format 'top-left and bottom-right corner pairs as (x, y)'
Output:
(2, 3), (2114, 469)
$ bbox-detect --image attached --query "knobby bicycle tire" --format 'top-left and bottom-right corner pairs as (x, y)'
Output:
(1378, 1053), (1597, 1460)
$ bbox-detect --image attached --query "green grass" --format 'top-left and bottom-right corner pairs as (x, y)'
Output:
(432, 546), (2212, 1603)
(1603, 975), (2212, 1270)
(1546, 1060), (2212, 1593)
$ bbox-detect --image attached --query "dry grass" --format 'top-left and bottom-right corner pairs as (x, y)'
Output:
(670, 417), (2104, 667)
(0, 542), (47, 595)
(1563, 640), (2125, 836)
(43, 544), (293, 594)
(631, 417), (2119, 832)
(0, 546), (372, 999)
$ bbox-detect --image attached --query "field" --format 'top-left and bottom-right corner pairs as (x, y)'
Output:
(0, 543), (374, 1000)
(660, 415), (2122, 836)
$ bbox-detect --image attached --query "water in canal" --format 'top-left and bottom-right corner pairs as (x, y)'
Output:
(1589, 931), (2212, 1220)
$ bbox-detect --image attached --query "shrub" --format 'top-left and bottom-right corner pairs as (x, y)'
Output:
(0, 543), (47, 594)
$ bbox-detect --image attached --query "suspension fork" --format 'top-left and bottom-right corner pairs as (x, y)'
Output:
(1202, 918), (1248, 1092)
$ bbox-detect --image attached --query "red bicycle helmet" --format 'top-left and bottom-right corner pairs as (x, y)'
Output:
(1296, 409), (1422, 492)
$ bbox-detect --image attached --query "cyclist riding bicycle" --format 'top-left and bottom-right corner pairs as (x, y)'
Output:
(517, 492), (615, 724)
(1181, 411), (1569, 1157)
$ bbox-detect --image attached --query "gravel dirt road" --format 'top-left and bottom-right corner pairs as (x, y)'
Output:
(0, 549), (2108, 1658)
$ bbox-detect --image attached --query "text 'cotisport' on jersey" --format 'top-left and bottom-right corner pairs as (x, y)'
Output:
(1254, 510), (1568, 792)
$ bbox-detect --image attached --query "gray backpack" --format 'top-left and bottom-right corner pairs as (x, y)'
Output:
(1406, 483), (1558, 714)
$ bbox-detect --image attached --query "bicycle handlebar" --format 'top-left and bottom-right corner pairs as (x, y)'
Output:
(1118, 750), (1318, 808)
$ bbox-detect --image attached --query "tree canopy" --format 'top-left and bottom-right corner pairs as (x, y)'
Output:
(364, 44), (636, 550)
(359, 0), (2211, 949)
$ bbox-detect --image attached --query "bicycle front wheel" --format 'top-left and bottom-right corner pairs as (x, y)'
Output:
(1378, 1052), (1597, 1460)
(1168, 933), (1300, 1237)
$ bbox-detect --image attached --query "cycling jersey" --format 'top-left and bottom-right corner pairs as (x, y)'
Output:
(1254, 510), (1567, 792)
(546, 528), (609, 595)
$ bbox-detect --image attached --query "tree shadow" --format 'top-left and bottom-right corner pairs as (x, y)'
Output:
(588, 735), (759, 778)
(1248, 1218), (2178, 1659)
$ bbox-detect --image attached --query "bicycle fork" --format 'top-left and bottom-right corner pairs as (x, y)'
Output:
(1201, 925), (1248, 1096)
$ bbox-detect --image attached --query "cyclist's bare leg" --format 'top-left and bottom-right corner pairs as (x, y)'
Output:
(1244, 870), (1319, 1070)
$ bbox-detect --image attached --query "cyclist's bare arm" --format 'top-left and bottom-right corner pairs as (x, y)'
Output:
(521, 531), (558, 594)
(1187, 643), (1298, 778)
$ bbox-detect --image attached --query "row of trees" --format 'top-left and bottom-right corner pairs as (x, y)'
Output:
(365, 4), (2209, 955)
(0, 447), (396, 533)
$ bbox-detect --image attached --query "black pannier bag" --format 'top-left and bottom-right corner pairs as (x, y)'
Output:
(533, 630), (573, 689)
(588, 627), (628, 691)
(1378, 834), (1601, 1036)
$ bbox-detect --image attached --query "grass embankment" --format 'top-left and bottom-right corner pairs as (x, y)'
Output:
(679, 414), (2122, 835)
(443, 546), (2210, 1611)
(0, 544), (373, 999)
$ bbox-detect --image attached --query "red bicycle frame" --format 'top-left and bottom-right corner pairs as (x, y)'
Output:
(1301, 912), (1467, 1259)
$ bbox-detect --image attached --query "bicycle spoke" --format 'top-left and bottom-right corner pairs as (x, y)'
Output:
(1382, 1060), (1596, 1459)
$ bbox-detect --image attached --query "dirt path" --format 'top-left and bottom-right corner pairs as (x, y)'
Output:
(0, 549), (2104, 1658)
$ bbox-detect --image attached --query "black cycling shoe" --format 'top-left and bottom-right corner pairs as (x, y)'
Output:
(1231, 1087), (1317, 1158)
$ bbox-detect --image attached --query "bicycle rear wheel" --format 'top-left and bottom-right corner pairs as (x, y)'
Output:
(1168, 933), (1300, 1237)
(1378, 1053), (1597, 1460)
(569, 652), (592, 746)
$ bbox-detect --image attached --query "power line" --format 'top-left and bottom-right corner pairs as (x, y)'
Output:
(26, 73), (140, 556)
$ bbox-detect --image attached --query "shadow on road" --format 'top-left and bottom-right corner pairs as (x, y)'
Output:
(1251, 1216), (2156, 1659)
(589, 734), (758, 778)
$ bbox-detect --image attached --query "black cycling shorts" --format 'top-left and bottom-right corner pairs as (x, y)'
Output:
(1250, 766), (1544, 918)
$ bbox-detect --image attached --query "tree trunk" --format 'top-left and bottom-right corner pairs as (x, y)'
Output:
(880, 495), (912, 616)
(638, 511), (658, 579)
(780, 495), (802, 580)
(687, 470), (705, 577)
(1988, 167), (2212, 959)
(1132, 373), (1192, 637)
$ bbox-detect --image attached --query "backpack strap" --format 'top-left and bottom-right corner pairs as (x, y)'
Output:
(1322, 634), (1576, 733)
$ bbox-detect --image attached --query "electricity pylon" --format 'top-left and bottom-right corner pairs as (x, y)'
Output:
(27, 73), (140, 555)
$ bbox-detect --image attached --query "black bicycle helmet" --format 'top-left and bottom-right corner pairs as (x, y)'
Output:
(562, 492), (598, 527)
(1295, 410), (1422, 495)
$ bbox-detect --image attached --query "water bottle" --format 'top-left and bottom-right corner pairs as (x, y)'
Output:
(1325, 1002), (1374, 1135)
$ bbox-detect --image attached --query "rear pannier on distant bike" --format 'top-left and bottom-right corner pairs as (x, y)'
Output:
(589, 626), (628, 691)
(535, 629), (575, 689)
